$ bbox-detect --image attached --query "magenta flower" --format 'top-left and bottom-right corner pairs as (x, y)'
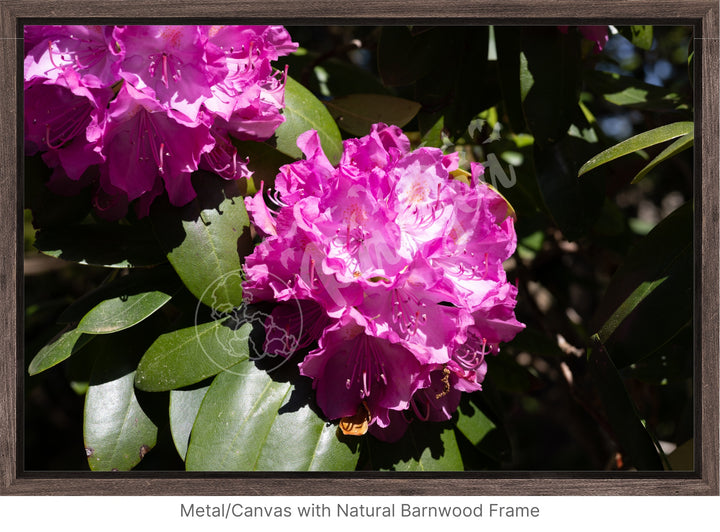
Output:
(243, 123), (525, 440)
(558, 25), (610, 53)
(24, 25), (297, 220)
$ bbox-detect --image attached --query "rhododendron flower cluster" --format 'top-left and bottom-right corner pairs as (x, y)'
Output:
(24, 25), (296, 219)
(243, 123), (525, 441)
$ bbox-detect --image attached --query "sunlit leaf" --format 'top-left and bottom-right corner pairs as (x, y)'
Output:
(274, 75), (343, 165)
(151, 174), (250, 311)
(135, 319), (252, 392)
(631, 133), (693, 183)
(28, 327), (94, 376)
(83, 336), (158, 471)
(185, 362), (359, 471)
(578, 121), (693, 177)
(169, 385), (210, 461)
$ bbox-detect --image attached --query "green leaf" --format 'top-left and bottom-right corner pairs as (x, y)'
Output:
(521, 27), (582, 144)
(620, 25), (654, 50)
(592, 202), (693, 368)
(58, 265), (179, 324)
(135, 320), (252, 392)
(33, 222), (166, 268)
(152, 173), (250, 311)
(77, 291), (173, 335)
(494, 27), (526, 132)
(533, 135), (607, 240)
(325, 94), (421, 137)
(377, 26), (446, 87)
(169, 385), (210, 461)
(83, 336), (158, 471)
(232, 140), (295, 196)
(578, 121), (693, 177)
(584, 70), (688, 112)
(414, 27), (494, 139)
(28, 327), (95, 376)
(455, 394), (511, 465)
(361, 422), (464, 471)
(185, 363), (359, 471)
(276, 53), (391, 98)
(587, 340), (664, 470)
(631, 133), (693, 184)
(274, 76), (343, 165)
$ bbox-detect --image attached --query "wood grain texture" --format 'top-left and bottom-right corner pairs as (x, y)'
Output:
(2, 0), (718, 496)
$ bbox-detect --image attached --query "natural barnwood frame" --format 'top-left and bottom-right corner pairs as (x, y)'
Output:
(1, 0), (717, 496)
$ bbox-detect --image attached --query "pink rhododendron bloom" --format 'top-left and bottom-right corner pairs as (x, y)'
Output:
(24, 24), (296, 220)
(243, 123), (525, 441)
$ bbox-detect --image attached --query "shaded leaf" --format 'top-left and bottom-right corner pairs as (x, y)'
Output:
(135, 320), (252, 392)
(326, 94), (421, 136)
(455, 394), (511, 464)
(276, 53), (391, 98)
(169, 385), (210, 461)
(361, 421), (463, 471)
(28, 327), (94, 376)
(587, 340), (664, 470)
(274, 75), (343, 165)
(522, 27), (582, 144)
(232, 140), (295, 196)
(578, 121), (693, 177)
(494, 27), (525, 132)
(377, 26), (445, 87)
(185, 363), (358, 471)
(34, 222), (166, 268)
(593, 203), (693, 368)
(83, 336), (158, 471)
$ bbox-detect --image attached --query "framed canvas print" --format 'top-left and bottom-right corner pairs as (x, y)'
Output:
(1, 0), (717, 496)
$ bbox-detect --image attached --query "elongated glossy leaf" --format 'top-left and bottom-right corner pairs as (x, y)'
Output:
(587, 341), (664, 470)
(325, 94), (421, 137)
(59, 266), (178, 324)
(77, 290), (173, 334)
(185, 363), (358, 471)
(593, 202), (693, 368)
(274, 76), (343, 165)
(135, 320), (252, 392)
(578, 121), (693, 177)
(361, 422), (463, 471)
(631, 133), (693, 184)
(169, 385), (210, 461)
(152, 174), (250, 311)
(28, 327), (95, 376)
(34, 222), (166, 268)
(84, 337), (158, 471)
